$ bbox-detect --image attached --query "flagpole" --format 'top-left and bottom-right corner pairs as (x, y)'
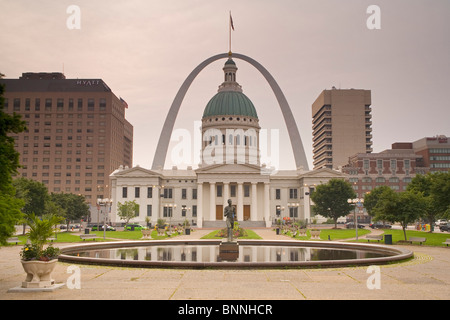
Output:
(229, 11), (232, 56)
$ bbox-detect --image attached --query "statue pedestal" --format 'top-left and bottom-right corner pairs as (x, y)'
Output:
(219, 240), (239, 261)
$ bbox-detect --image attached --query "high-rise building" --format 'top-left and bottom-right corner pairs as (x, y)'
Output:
(312, 88), (372, 170)
(1, 72), (133, 205)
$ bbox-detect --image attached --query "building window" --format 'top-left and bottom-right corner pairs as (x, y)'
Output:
(135, 187), (140, 198)
(363, 159), (369, 170)
(289, 207), (298, 218)
(390, 159), (397, 171)
(147, 205), (152, 217)
(244, 185), (250, 197)
(122, 187), (128, 198)
(147, 187), (153, 198)
(163, 206), (173, 217)
(230, 185), (236, 197)
(404, 159), (410, 169)
(216, 185), (222, 197)
(192, 188), (197, 200)
(182, 188), (187, 199)
(192, 205), (197, 217)
(289, 188), (298, 199)
(275, 189), (281, 200)
(164, 188), (173, 199)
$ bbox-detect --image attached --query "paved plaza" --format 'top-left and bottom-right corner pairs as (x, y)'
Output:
(1, 229), (449, 300)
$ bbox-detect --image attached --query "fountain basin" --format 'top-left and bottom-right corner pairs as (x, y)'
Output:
(59, 239), (413, 268)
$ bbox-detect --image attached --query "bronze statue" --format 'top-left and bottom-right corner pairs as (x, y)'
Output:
(224, 199), (236, 242)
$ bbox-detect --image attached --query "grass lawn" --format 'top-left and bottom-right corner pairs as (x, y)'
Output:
(5, 229), (176, 246)
(201, 229), (262, 240)
(287, 228), (370, 241)
(380, 229), (450, 246)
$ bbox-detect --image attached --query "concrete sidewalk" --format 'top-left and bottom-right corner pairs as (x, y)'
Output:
(1, 228), (449, 300)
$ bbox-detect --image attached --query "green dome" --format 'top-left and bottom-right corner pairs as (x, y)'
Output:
(203, 91), (258, 119)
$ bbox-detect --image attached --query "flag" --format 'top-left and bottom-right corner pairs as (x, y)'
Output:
(120, 97), (128, 109)
(230, 12), (234, 31)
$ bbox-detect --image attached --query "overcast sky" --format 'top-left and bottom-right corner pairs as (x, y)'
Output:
(1, 0), (449, 170)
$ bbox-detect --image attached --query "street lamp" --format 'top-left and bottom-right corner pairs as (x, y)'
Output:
(97, 198), (113, 240)
(347, 198), (364, 241)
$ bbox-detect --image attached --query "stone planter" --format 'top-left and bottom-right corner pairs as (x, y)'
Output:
(21, 259), (58, 288)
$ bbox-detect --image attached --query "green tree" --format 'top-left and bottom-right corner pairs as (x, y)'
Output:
(0, 77), (27, 243)
(429, 171), (450, 219)
(373, 191), (427, 240)
(13, 178), (50, 234)
(407, 173), (439, 231)
(50, 193), (89, 229)
(0, 79), (27, 193)
(117, 200), (140, 226)
(310, 179), (356, 228)
(0, 193), (24, 245)
(364, 186), (397, 223)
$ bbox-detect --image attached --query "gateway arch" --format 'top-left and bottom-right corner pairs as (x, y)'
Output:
(151, 52), (309, 171)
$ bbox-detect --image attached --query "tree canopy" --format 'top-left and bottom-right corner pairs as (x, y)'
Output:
(310, 179), (356, 228)
(117, 200), (139, 226)
(0, 78), (27, 243)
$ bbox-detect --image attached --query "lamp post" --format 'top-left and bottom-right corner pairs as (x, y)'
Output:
(347, 198), (364, 241)
(97, 198), (113, 240)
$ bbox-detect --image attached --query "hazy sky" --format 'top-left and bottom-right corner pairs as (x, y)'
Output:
(1, 0), (449, 170)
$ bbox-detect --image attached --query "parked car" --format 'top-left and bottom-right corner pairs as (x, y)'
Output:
(440, 223), (450, 232)
(345, 222), (365, 229)
(125, 224), (147, 231)
(90, 224), (115, 231)
(369, 222), (392, 229)
(436, 219), (448, 227)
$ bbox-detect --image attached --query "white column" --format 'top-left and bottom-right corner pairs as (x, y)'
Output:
(210, 182), (216, 221)
(153, 186), (160, 224)
(237, 182), (243, 221)
(197, 183), (203, 228)
(251, 182), (257, 221)
(264, 183), (271, 227)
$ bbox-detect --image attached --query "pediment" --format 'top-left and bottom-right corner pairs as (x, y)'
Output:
(110, 166), (162, 178)
(300, 168), (348, 178)
(196, 163), (263, 174)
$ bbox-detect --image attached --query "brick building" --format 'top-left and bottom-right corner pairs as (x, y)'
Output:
(1, 72), (133, 205)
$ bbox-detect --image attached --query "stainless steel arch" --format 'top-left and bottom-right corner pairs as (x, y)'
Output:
(151, 53), (309, 170)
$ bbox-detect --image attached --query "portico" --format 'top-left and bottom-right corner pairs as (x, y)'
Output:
(196, 163), (270, 227)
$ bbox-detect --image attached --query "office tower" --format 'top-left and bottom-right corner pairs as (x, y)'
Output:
(312, 88), (372, 170)
(1, 72), (133, 205)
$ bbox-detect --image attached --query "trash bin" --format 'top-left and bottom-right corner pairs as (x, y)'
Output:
(84, 228), (90, 234)
(276, 228), (280, 235)
(384, 234), (392, 245)
(185, 228), (191, 235)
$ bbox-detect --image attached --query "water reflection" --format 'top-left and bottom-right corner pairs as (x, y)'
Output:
(71, 245), (391, 263)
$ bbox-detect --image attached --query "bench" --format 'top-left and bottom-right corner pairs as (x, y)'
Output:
(408, 237), (427, 245)
(6, 237), (19, 245)
(366, 235), (383, 242)
(80, 234), (98, 241)
(443, 239), (450, 247)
